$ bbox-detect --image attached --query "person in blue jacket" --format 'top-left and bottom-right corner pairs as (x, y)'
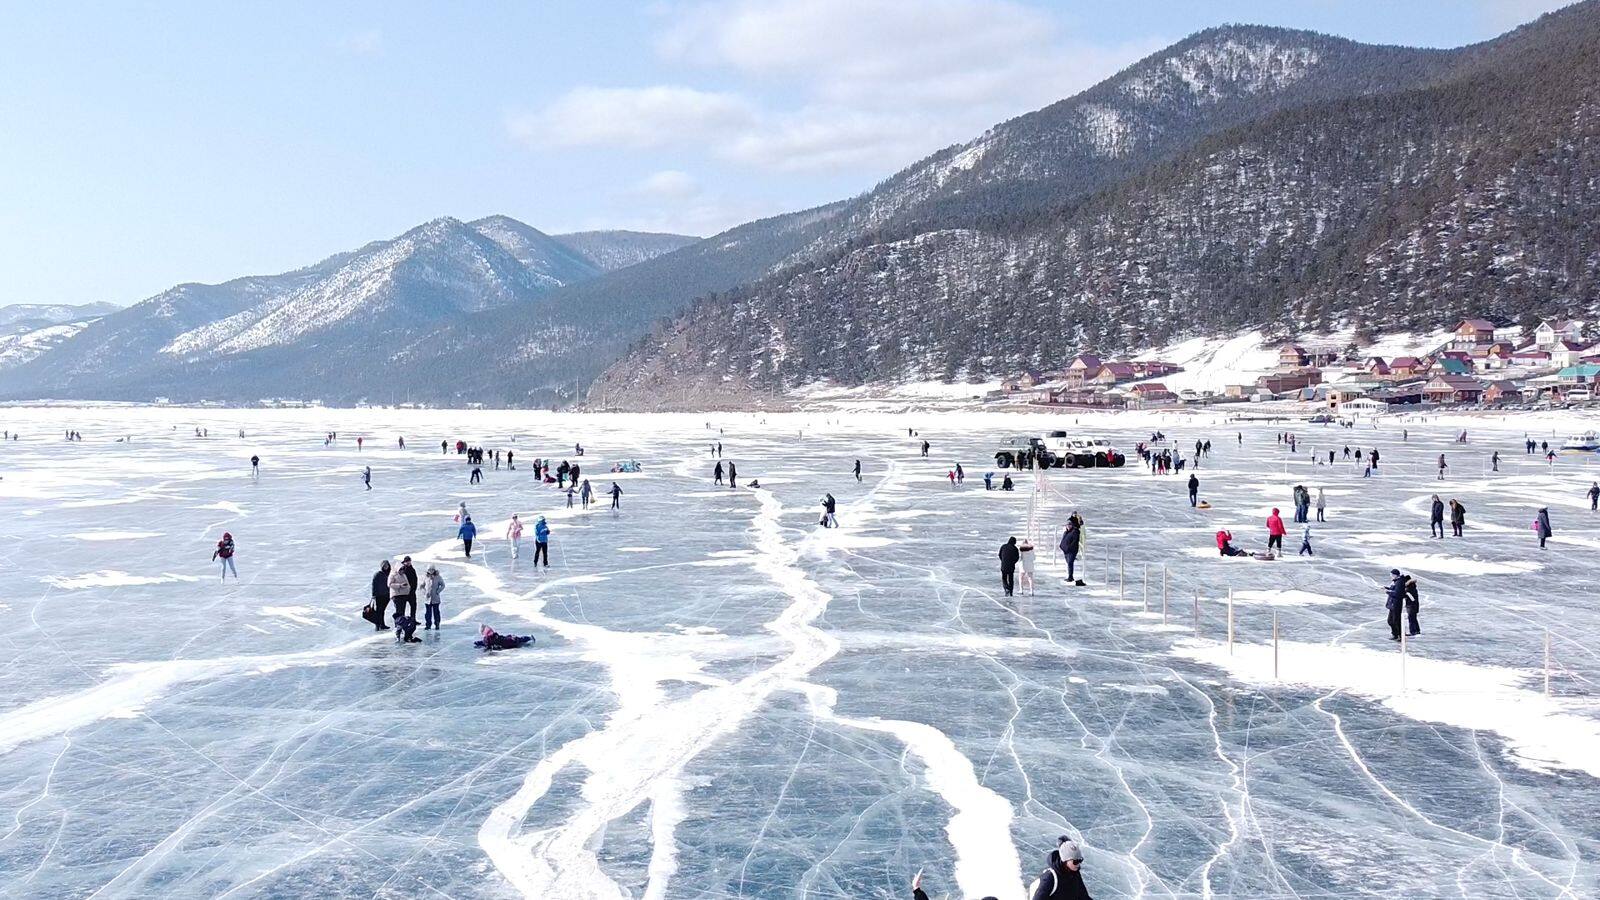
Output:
(533, 515), (551, 567)
(458, 514), (477, 558)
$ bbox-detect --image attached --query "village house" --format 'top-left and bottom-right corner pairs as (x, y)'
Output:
(1364, 357), (1391, 376)
(1558, 363), (1600, 386)
(1451, 319), (1497, 347)
(1130, 382), (1176, 401)
(1469, 343), (1513, 372)
(1388, 356), (1431, 379)
(1001, 371), (1042, 393)
(1258, 370), (1323, 394)
(1090, 361), (1137, 385)
(1550, 340), (1593, 368)
(1534, 319), (1585, 349)
(1277, 344), (1309, 369)
(1481, 379), (1525, 406)
(1062, 354), (1103, 387)
(1130, 360), (1182, 378)
(1509, 348), (1552, 368)
(1423, 373), (1485, 405)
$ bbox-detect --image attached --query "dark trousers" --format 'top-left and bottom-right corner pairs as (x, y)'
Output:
(1451, 522), (1463, 537)
(1388, 606), (1402, 639)
(1065, 552), (1078, 581)
(1406, 602), (1421, 635)
(425, 602), (440, 628)
(463, 538), (473, 558)
(612, 496), (620, 508)
(1189, 491), (1197, 507)
(1431, 520), (1443, 538)
(534, 542), (549, 566)
(1299, 540), (1313, 556)
(394, 595), (416, 619)
(1316, 508), (1325, 522)
(1000, 569), (1015, 596)
(1268, 535), (1282, 552)
(373, 597), (390, 630)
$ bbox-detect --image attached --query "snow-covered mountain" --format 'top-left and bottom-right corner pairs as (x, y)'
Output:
(0, 217), (694, 402)
(592, 4), (1600, 407)
(0, 302), (119, 335)
(552, 230), (702, 272)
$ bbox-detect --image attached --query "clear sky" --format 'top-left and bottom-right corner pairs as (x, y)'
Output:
(0, 0), (1574, 306)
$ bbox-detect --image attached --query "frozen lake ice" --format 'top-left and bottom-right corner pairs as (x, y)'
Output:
(1, 407), (1597, 898)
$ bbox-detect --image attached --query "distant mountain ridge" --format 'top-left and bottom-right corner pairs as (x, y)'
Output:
(0, 218), (695, 403)
(592, 3), (1600, 407)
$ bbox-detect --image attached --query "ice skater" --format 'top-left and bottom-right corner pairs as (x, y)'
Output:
(853, 460), (862, 482)
(212, 532), (238, 579)
(458, 514), (477, 558)
(533, 515), (550, 567)
(250, 454), (259, 478)
(609, 482), (622, 509)
(1298, 524), (1314, 556)
(580, 478), (593, 509)
(508, 513), (523, 558)
(1437, 454), (1448, 480)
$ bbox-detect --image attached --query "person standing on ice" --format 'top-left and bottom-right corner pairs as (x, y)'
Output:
(1315, 488), (1327, 522)
(714, 461), (724, 485)
(1059, 515), (1084, 585)
(1187, 473), (1198, 508)
(250, 455), (259, 478)
(386, 561), (410, 618)
(1030, 837), (1092, 900)
(362, 466), (371, 490)
(1298, 524), (1314, 556)
(507, 514), (523, 559)
(370, 560), (392, 630)
(1533, 507), (1553, 549)
(212, 532), (238, 580)
(533, 515), (550, 567)
(1449, 499), (1466, 537)
(1017, 540), (1036, 595)
(1437, 454), (1448, 480)
(1588, 481), (1599, 511)
(422, 565), (444, 630)
(1429, 495), (1446, 539)
(356, 436), (363, 451)
(727, 462), (738, 488)
(442, 440), (448, 454)
(1385, 569), (1407, 641)
(853, 460), (862, 482)
(458, 515), (477, 558)
(580, 478), (593, 509)
(609, 482), (622, 509)
(998, 537), (1020, 597)
(1265, 509), (1286, 554)
(920, 440), (930, 457)
(1492, 451), (1500, 472)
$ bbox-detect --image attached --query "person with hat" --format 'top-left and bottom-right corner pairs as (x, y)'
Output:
(533, 515), (550, 568)
(1030, 836), (1092, 899)
(422, 564), (445, 630)
(1385, 569), (1408, 641)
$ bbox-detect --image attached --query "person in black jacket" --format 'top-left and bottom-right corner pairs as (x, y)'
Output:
(1385, 569), (1406, 641)
(1031, 837), (1092, 900)
(1448, 499), (1466, 537)
(397, 557), (418, 619)
(998, 537), (1020, 596)
(1059, 515), (1084, 585)
(1429, 495), (1445, 539)
(911, 870), (995, 900)
(1187, 474), (1199, 508)
(370, 560), (392, 631)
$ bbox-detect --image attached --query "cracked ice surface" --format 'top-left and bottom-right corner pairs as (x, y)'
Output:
(0, 407), (1597, 898)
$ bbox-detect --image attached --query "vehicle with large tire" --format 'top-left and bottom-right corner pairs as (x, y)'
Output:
(994, 436), (1055, 469)
(1041, 432), (1127, 468)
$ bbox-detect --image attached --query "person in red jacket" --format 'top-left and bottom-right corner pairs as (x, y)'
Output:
(1216, 529), (1245, 557)
(1266, 508), (1286, 554)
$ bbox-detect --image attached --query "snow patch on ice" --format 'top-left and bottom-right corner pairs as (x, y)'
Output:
(42, 570), (201, 590)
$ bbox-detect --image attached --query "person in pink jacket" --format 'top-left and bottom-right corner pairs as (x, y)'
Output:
(1266, 508), (1286, 554)
(507, 513), (524, 559)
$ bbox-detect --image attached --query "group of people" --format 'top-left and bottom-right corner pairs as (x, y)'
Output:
(366, 556), (446, 638)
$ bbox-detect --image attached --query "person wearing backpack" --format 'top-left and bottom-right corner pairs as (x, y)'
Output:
(1029, 837), (1092, 899)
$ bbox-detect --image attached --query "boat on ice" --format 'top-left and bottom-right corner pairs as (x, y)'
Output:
(1561, 431), (1600, 451)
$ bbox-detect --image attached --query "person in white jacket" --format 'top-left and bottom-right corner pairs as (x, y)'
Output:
(1017, 540), (1037, 595)
(422, 565), (445, 630)
(386, 563), (411, 621)
(507, 514), (524, 559)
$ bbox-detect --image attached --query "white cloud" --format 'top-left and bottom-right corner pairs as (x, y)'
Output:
(636, 169), (700, 200)
(508, 85), (755, 149)
(336, 29), (384, 57)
